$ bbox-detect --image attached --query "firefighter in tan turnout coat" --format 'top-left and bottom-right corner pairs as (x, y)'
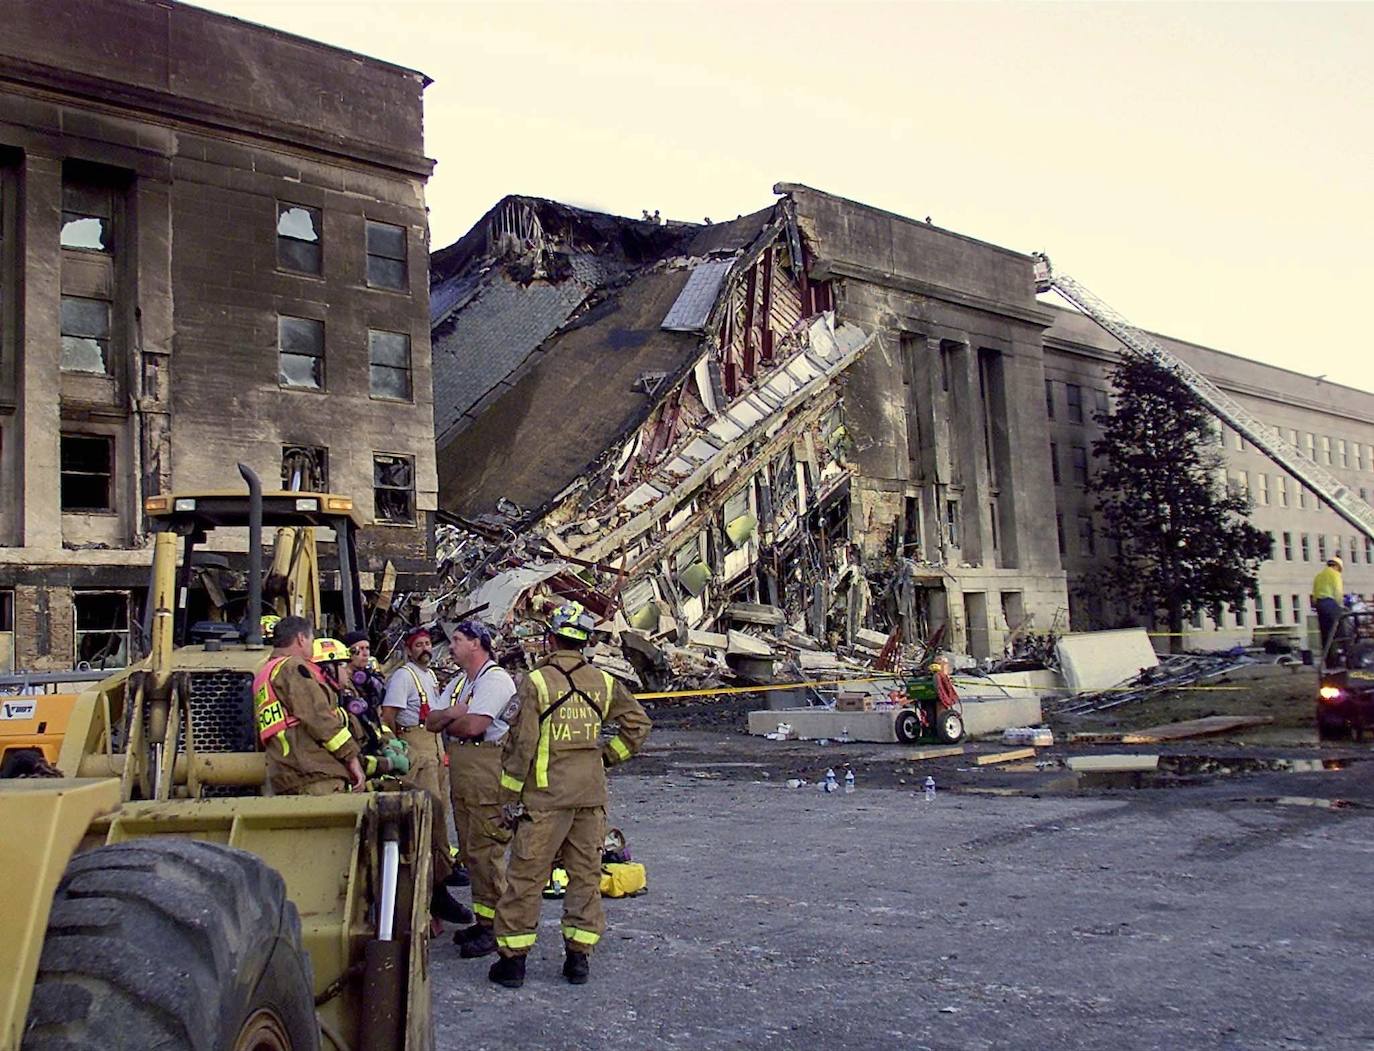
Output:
(487, 603), (652, 988)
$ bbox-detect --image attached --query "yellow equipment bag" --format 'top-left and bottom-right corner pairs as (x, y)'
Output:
(599, 862), (647, 898)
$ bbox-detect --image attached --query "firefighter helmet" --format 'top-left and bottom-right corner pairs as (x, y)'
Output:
(548, 602), (594, 642)
(311, 637), (350, 664)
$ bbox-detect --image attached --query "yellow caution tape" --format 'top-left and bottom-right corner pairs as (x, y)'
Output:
(632, 675), (1245, 701)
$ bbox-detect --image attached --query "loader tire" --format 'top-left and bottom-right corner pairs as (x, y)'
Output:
(23, 838), (319, 1051)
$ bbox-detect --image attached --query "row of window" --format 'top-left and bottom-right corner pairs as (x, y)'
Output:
(57, 434), (418, 525)
(0, 588), (130, 672)
(278, 315), (413, 399)
(1048, 442), (1090, 487)
(1278, 531), (1373, 565)
(1228, 470), (1372, 514)
(1221, 424), (1374, 474)
(1045, 379), (1109, 425)
(1190, 594), (1370, 631)
(56, 171), (412, 379)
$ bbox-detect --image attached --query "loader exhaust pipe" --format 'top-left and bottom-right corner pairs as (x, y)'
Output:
(239, 463), (264, 649)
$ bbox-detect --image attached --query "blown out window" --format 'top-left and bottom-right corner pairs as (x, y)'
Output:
(277, 202), (322, 275)
(60, 433), (114, 512)
(73, 590), (129, 670)
(373, 454), (414, 524)
(279, 315), (324, 390)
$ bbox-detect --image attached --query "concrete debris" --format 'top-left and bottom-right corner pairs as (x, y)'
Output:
(1051, 649), (1259, 715)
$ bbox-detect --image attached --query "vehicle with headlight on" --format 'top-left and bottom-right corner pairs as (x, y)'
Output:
(1317, 610), (1374, 741)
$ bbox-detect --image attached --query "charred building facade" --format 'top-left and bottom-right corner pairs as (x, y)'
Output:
(0, 0), (437, 672)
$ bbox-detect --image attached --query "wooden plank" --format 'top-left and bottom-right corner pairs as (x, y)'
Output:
(1121, 715), (1273, 745)
(1067, 732), (1125, 745)
(974, 748), (1037, 766)
(905, 746), (965, 762)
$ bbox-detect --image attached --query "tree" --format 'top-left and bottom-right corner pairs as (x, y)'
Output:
(1090, 356), (1272, 650)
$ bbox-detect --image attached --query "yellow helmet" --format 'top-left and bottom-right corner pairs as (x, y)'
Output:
(260, 614), (281, 636)
(312, 637), (349, 664)
(549, 602), (593, 642)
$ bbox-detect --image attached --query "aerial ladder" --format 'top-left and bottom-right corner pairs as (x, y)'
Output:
(1032, 253), (1374, 546)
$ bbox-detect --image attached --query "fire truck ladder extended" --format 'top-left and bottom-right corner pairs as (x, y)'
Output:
(1032, 252), (1374, 545)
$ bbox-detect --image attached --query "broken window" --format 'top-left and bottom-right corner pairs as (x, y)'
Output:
(1065, 384), (1083, 424)
(277, 202), (322, 274)
(722, 485), (756, 549)
(60, 433), (114, 512)
(1043, 379), (1055, 420)
(73, 590), (129, 670)
(0, 589), (13, 673)
(673, 534), (710, 596)
(369, 329), (412, 401)
(1070, 446), (1088, 487)
(279, 315), (325, 390)
(281, 445), (328, 491)
(60, 180), (113, 252)
(373, 453), (414, 524)
(60, 294), (111, 373)
(366, 220), (408, 291)
(944, 499), (960, 549)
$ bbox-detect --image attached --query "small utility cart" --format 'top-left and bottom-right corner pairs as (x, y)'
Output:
(892, 666), (965, 745)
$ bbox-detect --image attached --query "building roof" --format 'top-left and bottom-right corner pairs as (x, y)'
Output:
(435, 266), (703, 519)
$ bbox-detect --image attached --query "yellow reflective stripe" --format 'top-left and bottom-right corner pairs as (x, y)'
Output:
(323, 725), (352, 754)
(562, 926), (600, 946)
(531, 670), (553, 789)
(601, 671), (615, 706)
(608, 736), (631, 761)
(500, 772), (524, 793)
(472, 902), (495, 920)
(496, 932), (537, 950)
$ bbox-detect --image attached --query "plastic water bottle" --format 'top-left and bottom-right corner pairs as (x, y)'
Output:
(838, 725), (851, 743)
(824, 768), (838, 793)
(923, 776), (936, 803)
(844, 768), (856, 794)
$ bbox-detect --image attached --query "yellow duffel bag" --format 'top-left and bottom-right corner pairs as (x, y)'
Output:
(599, 862), (647, 898)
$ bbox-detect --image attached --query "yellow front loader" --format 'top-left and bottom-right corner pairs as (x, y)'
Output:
(1, 466), (434, 1051)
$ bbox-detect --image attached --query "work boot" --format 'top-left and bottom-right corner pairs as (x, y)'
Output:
(452, 923), (480, 945)
(430, 887), (474, 926)
(562, 950), (590, 985)
(488, 954), (526, 989)
(459, 924), (498, 959)
(444, 864), (471, 888)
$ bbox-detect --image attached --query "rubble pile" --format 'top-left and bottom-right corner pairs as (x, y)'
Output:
(1050, 649), (1259, 715)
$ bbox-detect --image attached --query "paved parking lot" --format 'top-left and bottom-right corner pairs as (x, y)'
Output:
(432, 745), (1374, 1050)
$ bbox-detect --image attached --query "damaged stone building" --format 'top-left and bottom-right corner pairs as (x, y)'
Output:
(431, 185), (1374, 659)
(0, 0), (437, 671)
(430, 187), (1069, 657)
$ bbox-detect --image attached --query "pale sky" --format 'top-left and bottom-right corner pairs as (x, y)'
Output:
(192, 0), (1373, 392)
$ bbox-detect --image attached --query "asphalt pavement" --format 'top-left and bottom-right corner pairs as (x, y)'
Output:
(431, 730), (1374, 1050)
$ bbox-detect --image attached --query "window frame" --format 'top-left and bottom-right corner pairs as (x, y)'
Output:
(278, 314), (326, 392)
(72, 588), (131, 670)
(372, 452), (416, 525)
(365, 219), (409, 292)
(276, 201), (323, 276)
(1065, 383), (1083, 424)
(367, 328), (413, 402)
(59, 293), (113, 375)
(59, 432), (116, 513)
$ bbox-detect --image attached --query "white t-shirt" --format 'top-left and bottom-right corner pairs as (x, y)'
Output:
(382, 661), (444, 728)
(439, 660), (519, 743)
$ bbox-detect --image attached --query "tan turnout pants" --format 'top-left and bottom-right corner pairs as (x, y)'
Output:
(494, 805), (606, 957)
(447, 741), (507, 924)
(295, 778), (348, 797)
(397, 725), (453, 882)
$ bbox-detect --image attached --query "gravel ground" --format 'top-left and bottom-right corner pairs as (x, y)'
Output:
(430, 735), (1374, 1050)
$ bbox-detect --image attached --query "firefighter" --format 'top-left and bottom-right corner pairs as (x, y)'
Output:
(312, 636), (410, 785)
(425, 619), (519, 958)
(487, 603), (652, 989)
(252, 616), (365, 796)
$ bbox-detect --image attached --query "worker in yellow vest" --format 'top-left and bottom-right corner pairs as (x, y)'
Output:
(252, 616), (364, 796)
(488, 603), (652, 989)
(1312, 555), (1345, 654)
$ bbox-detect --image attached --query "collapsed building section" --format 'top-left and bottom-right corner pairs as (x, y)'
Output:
(429, 186), (1073, 677)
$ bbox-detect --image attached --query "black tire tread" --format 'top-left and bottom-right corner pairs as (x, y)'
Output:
(23, 838), (315, 1051)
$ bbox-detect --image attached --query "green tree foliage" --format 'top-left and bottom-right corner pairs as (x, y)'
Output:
(1090, 356), (1272, 646)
